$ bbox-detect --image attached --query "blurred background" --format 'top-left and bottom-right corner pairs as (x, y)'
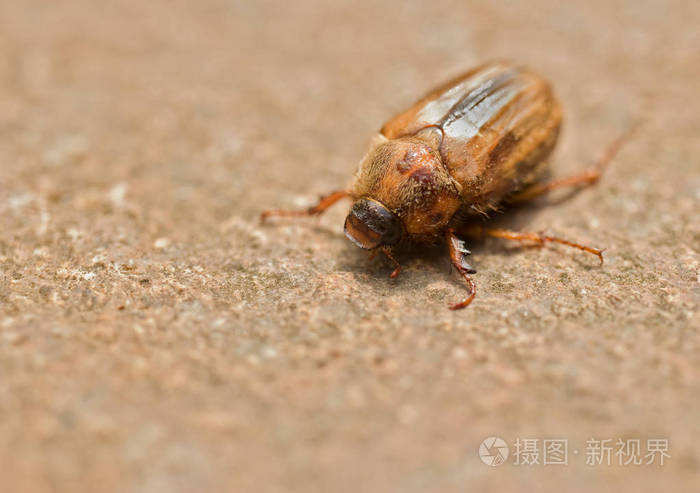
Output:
(0, 1), (698, 492)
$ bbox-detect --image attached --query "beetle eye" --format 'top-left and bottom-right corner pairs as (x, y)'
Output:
(344, 198), (402, 250)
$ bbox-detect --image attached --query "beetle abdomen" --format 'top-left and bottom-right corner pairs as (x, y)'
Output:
(381, 61), (562, 211)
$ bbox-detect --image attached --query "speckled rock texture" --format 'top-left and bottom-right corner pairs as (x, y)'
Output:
(0, 1), (698, 491)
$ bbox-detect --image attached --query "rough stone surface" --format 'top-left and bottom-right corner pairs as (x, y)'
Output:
(0, 1), (698, 491)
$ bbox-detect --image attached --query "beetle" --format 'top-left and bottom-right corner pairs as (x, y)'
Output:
(261, 60), (635, 309)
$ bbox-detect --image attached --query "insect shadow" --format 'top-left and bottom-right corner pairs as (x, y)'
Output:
(335, 193), (601, 291)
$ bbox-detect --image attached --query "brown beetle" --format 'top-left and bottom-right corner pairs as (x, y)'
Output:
(261, 61), (635, 309)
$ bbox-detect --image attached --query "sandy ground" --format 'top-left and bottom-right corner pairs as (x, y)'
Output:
(1, 0), (699, 491)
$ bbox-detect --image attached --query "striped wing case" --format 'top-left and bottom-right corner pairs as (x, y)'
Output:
(380, 61), (562, 207)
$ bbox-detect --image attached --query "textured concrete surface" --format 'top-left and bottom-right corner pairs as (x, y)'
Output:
(1, 0), (698, 491)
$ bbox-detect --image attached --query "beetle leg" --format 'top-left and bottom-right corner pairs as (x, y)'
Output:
(381, 247), (402, 278)
(260, 190), (349, 223)
(509, 169), (603, 204)
(445, 228), (477, 310)
(509, 122), (640, 204)
(462, 225), (604, 265)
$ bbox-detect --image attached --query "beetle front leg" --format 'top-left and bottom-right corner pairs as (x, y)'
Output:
(381, 246), (402, 279)
(260, 190), (349, 223)
(445, 228), (477, 310)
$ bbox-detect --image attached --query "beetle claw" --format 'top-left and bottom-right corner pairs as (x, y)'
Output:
(382, 247), (402, 279)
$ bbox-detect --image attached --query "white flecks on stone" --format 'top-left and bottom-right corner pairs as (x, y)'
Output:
(37, 209), (50, 236)
(91, 254), (107, 265)
(109, 182), (128, 208)
(154, 237), (171, 249)
(8, 193), (34, 210)
(292, 194), (313, 207)
(43, 135), (87, 166)
(261, 346), (278, 359)
(251, 229), (268, 244)
(452, 347), (467, 359)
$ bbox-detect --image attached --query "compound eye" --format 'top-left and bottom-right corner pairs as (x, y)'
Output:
(344, 198), (402, 250)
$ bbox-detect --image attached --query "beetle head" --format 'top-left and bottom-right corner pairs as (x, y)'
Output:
(344, 198), (403, 250)
(350, 135), (462, 238)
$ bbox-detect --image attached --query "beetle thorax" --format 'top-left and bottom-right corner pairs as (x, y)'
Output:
(351, 135), (462, 238)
